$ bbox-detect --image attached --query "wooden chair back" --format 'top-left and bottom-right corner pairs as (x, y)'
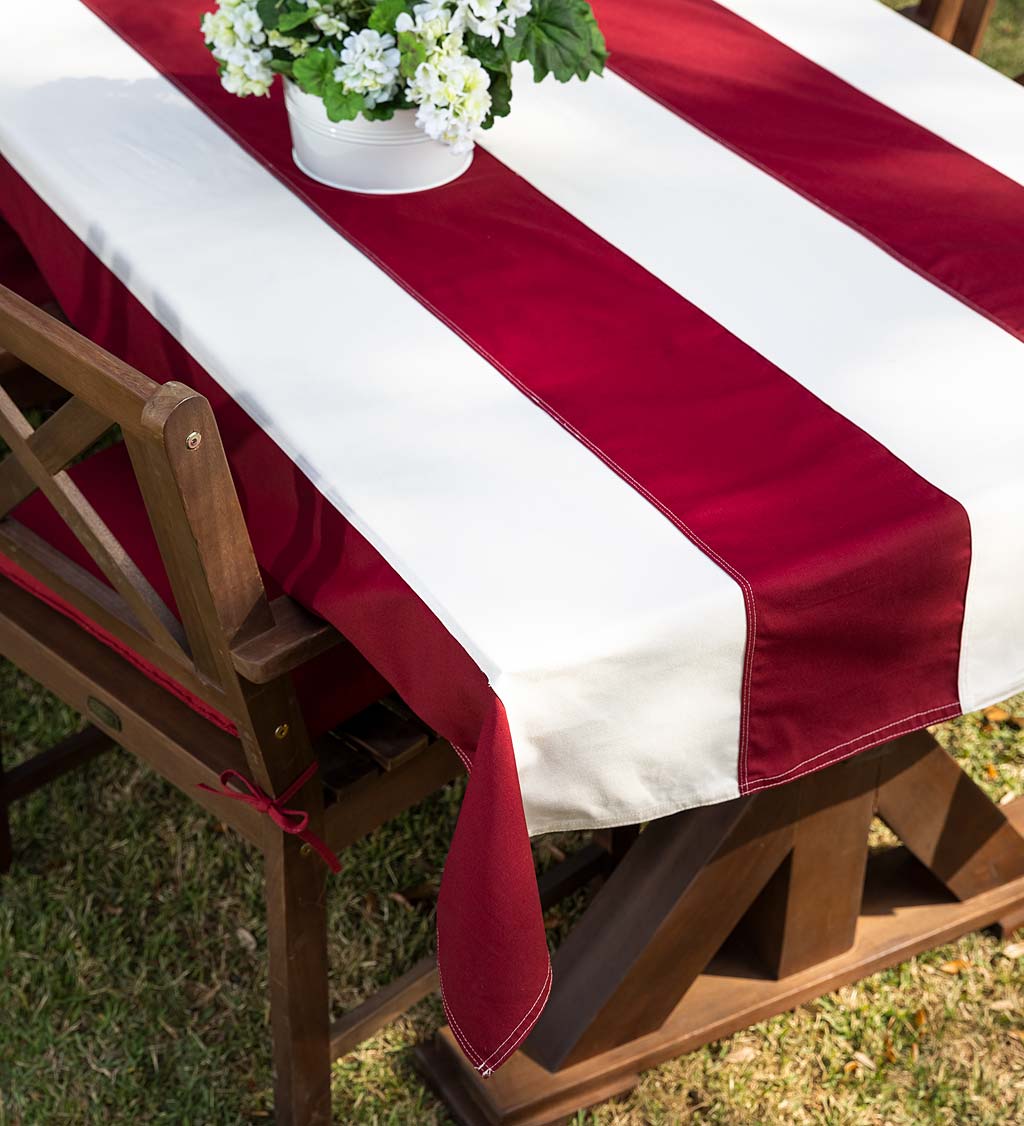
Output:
(0, 283), (300, 793)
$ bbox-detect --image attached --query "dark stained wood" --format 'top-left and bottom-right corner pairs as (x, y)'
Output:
(0, 518), (222, 704)
(0, 575), (263, 842)
(525, 792), (798, 1070)
(0, 385), (188, 658)
(334, 699), (432, 771)
(0, 287), (155, 436)
(332, 956), (440, 1061)
(0, 393), (112, 518)
(265, 833), (333, 1126)
(323, 739), (463, 852)
(739, 753), (877, 979)
(876, 731), (1024, 899)
(230, 596), (340, 684)
(418, 797), (1024, 1126)
(0, 725), (115, 803)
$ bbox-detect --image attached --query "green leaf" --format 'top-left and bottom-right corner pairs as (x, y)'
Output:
(256, 0), (287, 30)
(465, 31), (505, 71)
(292, 47), (336, 97)
(269, 57), (295, 77)
(397, 30), (427, 79)
(505, 0), (608, 84)
(360, 101), (399, 121)
(323, 81), (365, 122)
(368, 0), (410, 34)
(482, 68), (512, 129)
(278, 8), (316, 32)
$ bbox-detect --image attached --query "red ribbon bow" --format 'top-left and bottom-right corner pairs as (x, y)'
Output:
(198, 761), (341, 873)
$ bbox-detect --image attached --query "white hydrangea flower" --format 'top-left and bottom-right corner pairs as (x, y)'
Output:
(268, 28), (312, 56)
(203, 0), (274, 96)
(313, 11), (349, 37)
(407, 33), (491, 153)
(452, 0), (531, 45)
(334, 29), (402, 108)
(396, 0), (454, 40)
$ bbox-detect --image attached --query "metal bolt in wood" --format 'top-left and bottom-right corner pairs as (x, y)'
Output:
(274, 723), (289, 740)
(185, 431), (202, 450)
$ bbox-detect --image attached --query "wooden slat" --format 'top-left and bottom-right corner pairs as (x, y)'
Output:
(877, 730), (1024, 899)
(323, 740), (463, 853)
(334, 700), (431, 772)
(0, 519), (228, 710)
(0, 385), (187, 657)
(0, 394), (113, 518)
(230, 596), (339, 684)
(1, 725), (115, 803)
(0, 573), (262, 842)
(0, 286), (155, 436)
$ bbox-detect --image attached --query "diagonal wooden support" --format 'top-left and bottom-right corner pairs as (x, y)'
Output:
(418, 735), (1024, 1126)
(876, 730), (1024, 898)
(525, 790), (799, 1070)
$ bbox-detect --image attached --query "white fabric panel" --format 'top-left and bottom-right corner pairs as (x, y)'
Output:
(718, 0), (1024, 190)
(0, 0), (749, 833)
(488, 52), (1024, 715)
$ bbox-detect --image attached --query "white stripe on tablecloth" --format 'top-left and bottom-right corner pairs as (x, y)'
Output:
(0, 0), (749, 834)
(716, 0), (1024, 190)
(485, 46), (1024, 714)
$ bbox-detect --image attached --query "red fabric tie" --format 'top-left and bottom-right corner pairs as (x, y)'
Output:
(198, 761), (341, 873)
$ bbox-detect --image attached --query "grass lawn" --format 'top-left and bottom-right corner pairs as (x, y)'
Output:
(3, 3), (1024, 1124)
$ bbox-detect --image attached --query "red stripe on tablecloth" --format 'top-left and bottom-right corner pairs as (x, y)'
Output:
(0, 166), (546, 1075)
(57, 0), (973, 1067)
(596, 0), (1024, 343)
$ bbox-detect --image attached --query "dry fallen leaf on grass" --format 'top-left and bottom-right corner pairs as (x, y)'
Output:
(722, 1043), (757, 1064)
(236, 927), (257, 952)
(913, 1008), (928, 1029)
(990, 998), (1017, 1011)
(1002, 942), (1024, 959)
(1009, 1030), (1024, 1044)
(852, 1051), (876, 1071)
(1000, 791), (1018, 805)
(843, 1060), (861, 1076)
(987, 763), (1001, 780)
(983, 706), (1011, 723)
(939, 959), (971, 975)
(884, 1037), (899, 1063)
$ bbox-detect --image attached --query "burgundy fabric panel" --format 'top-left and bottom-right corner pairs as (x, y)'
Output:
(0, 216), (53, 306)
(78, 0), (971, 794)
(595, 0), (1024, 343)
(0, 166), (550, 1070)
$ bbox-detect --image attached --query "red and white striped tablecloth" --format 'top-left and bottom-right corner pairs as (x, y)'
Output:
(3, 0), (1024, 1074)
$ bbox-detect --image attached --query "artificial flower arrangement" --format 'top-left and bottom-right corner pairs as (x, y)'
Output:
(201, 0), (607, 154)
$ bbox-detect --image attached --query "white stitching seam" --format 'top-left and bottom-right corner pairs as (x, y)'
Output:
(437, 929), (553, 1074)
(743, 701), (960, 791)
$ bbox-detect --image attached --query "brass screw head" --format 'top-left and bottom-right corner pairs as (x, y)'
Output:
(274, 723), (289, 740)
(185, 431), (202, 451)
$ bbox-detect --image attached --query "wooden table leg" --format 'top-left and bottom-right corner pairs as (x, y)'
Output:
(416, 735), (1024, 1126)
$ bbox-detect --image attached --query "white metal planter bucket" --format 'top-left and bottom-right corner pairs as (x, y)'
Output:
(284, 81), (473, 195)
